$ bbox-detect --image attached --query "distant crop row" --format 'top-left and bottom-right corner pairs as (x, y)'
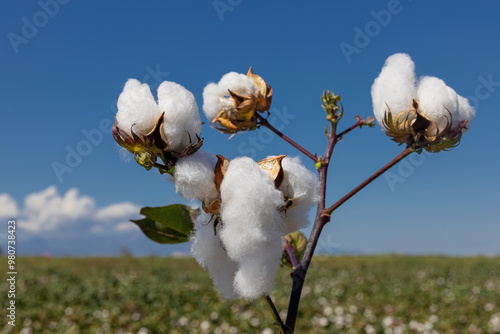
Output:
(1, 256), (499, 333)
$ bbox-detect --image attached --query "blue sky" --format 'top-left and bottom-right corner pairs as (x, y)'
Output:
(1, 0), (499, 256)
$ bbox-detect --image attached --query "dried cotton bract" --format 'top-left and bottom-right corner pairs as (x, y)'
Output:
(202, 67), (273, 134)
(113, 79), (203, 171)
(371, 53), (476, 152)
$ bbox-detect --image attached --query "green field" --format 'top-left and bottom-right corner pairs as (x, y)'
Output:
(1, 256), (500, 333)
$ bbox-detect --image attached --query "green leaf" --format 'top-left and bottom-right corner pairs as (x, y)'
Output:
(131, 217), (190, 244)
(131, 204), (199, 244)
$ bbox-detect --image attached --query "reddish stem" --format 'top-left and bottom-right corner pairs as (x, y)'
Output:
(325, 147), (412, 215)
(256, 114), (317, 162)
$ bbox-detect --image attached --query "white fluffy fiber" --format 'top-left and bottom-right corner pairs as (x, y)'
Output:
(219, 157), (286, 300)
(371, 53), (475, 130)
(279, 157), (320, 234)
(157, 81), (202, 152)
(174, 150), (218, 205)
(116, 79), (202, 151)
(116, 79), (161, 136)
(417, 76), (475, 128)
(371, 53), (416, 126)
(202, 72), (258, 121)
(190, 212), (239, 300)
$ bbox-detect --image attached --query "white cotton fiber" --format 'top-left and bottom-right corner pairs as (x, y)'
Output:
(219, 157), (285, 260)
(202, 72), (258, 121)
(219, 157), (286, 300)
(417, 76), (474, 129)
(191, 212), (238, 299)
(233, 241), (283, 300)
(371, 53), (417, 126)
(116, 79), (161, 136)
(174, 150), (218, 205)
(372, 53), (476, 132)
(157, 81), (202, 152)
(279, 157), (320, 234)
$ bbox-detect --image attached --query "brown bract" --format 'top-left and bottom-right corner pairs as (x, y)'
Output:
(383, 99), (468, 153)
(211, 67), (273, 135)
(112, 113), (203, 172)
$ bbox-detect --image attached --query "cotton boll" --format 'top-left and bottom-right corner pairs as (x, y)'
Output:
(371, 53), (417, 126)
(233, 240), (283, 300)
(191, 212), (238, 299)
(279, 157), (320, 234)
(174, 150), (218, 204)
(116, 79), (161, 136)
(157, 81), (202, 152)
(219, 157), (286, 262)
(202, 72), (258, 121)
(417, 76), (475, 129)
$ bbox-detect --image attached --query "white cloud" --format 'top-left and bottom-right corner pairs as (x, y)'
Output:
(3, 186), (141, 234)
(22, 186), (95, 232)
(94, 202), (141, 222)
(0, 193), (19, 219)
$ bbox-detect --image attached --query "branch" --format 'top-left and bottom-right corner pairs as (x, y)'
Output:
(256, 114), (317, 162)
(264, 295), (289, 334)
(335, 116), (372, 143)
(284, 121), (338, 332)
(325, 146), (413, 215)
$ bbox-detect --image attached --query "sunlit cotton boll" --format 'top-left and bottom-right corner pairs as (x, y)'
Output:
(202, 72), (258, 121)
(417, 76), (475, 130)
(219, 157), (286, 300)
(157, 81), (202, 152)
(191, 212), (238, 300)
(371, 53), (417, 126)
(173, 150), (218, 205)
(279, 157), (320, 234)
(116, 79), (161, 136)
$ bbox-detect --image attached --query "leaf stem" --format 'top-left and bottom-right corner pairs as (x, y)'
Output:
(284, 240), (300, 269)
(256, 114), (317, 162)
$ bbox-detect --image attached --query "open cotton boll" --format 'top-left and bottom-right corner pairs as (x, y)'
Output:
(157, 81), (202, 152)
(191, 212), (238, 300)
(371, 53), (417, 126)
(116, 79), (161, 136)
(174, 150), (218, 204)
(417, 76), (474, 129)
(279, 157), (320, 234)
(233, 240), (283, 300)
(219, 157), (286, 262)
(202, 72), (258, 121)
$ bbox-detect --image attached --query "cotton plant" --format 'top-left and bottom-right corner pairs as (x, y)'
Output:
(112, 57), (476, 333)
